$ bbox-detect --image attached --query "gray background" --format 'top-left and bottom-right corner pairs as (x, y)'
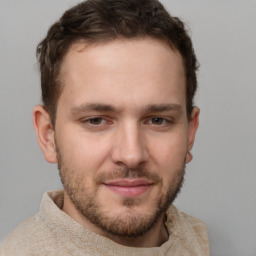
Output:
(0, 1), (255, 255)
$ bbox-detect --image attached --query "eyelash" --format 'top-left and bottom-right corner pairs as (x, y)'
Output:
(81, 116), (173, 127)
(147, 117), (168, 125)
(81, 117), (109, 126)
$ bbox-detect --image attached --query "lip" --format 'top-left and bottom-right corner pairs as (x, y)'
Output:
(103, 179), (153, 198)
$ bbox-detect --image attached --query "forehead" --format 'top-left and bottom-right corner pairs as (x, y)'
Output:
(59, 38), (186, 111)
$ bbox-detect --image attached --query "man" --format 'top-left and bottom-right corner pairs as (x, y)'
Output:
(0, 0), (209, 255)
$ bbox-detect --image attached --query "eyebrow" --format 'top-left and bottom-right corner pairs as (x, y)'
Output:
(70, 103), (182, 115)
(70, 103), (118, 114)
(142, 104), (182, 114)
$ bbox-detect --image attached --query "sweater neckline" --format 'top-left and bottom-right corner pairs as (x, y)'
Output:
(38, 190), (179, 255)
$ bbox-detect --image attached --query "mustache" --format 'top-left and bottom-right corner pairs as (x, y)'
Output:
(94, 167), (162, 185)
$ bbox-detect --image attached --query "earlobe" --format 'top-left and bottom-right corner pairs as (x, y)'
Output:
(186, 151), (193, 163)
(186, 107), (200, 164)
(33, 105), (57, 163)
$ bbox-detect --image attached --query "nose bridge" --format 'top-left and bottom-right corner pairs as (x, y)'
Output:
(112, 120), (148, 168)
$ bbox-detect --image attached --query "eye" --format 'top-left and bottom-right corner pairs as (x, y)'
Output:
(80, 116), (112, 131)
(88, 117), (105, 125)
(150, 117), (166, 125)
(81, 117), (107, 126)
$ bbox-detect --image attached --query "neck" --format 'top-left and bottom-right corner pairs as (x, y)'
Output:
(62, 191), (169, 247)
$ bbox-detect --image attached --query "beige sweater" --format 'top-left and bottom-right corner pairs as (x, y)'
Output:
(0, 191), (210, 255)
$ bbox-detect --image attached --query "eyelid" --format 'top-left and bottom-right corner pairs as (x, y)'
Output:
(82, 115), (105, 121)
(145, 116), (173, 124)
(79, 115), (174, 129)
(78, 117), (111, 132)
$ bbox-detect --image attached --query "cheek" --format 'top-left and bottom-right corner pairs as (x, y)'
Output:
(57, 128), (111, 170)
(149, 132), (188, 167)
(147, 132), (187, 189)
(151, 144), (186, 193)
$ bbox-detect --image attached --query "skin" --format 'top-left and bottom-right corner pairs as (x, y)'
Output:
(33, 38), (199, 248)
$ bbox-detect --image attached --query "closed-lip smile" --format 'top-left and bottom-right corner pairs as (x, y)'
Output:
(103, 178), (154, 197)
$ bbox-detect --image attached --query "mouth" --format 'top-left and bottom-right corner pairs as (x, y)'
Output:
(103, 179), (154, 198)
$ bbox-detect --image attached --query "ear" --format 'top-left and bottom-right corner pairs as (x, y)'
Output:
(186, 107), (200, 164)
(33, 105), (57, 163)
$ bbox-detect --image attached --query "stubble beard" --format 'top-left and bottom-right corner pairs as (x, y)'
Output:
(57, 151), (185, 239)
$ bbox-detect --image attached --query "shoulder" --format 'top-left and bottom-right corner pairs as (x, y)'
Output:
(167, 205), (208, 234)
(0, 214), (56, 255)
(179, 210), (209, 245)
(166, 205), (210, 254)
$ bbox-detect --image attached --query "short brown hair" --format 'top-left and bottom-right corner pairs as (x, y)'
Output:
(37, 0), (199, 125)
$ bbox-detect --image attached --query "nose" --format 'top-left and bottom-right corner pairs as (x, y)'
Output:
(111, 122), (149, 168)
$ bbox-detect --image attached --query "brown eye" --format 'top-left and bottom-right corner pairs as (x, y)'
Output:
(151, 117), (165, 125)
(89, 117), (104, 125)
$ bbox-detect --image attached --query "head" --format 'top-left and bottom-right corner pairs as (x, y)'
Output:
(34, 0), (200, 245)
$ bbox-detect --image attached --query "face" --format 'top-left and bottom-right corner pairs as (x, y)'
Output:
(35, 38), (199, 239)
